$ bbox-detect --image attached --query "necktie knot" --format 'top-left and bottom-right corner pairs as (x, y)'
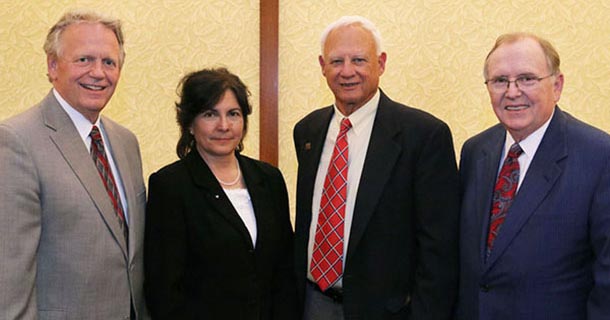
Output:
(90, 125), (101, 140)
(90, 126), (105, 153)
(507, 143), (523, 159)
(339, 118), (352, 135)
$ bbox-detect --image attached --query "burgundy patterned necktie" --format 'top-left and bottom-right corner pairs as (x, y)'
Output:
(487, 143), (523, 258)
(90, 125), (128, 241)
(311, 118), (352, 291)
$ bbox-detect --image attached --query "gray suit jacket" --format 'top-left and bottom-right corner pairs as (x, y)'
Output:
(0, 91), (148, 319)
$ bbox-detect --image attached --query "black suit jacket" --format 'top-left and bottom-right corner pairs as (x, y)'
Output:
(293, 90), (460, 319)
(144, 151), (297, 319)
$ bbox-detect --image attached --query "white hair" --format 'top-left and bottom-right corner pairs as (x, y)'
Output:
(320, 15), (383, 55)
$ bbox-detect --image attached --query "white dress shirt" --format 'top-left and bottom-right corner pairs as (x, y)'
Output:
(307, 90), (380, 288)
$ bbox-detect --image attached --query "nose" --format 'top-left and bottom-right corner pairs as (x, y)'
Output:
(339, 61), (356, 77)
(505, 80), (522, 98)
(217, 115), (230, 130)
(88, 60), (105, 78)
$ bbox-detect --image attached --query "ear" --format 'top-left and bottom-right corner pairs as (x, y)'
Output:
(552, 72), (564, 103)
(378, 52), (387, 76)
(318, 55), (326, 75)
(47, 55), (58, 81)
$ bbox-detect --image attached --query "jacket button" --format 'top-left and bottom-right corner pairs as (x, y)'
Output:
(480, 284), (490, 292)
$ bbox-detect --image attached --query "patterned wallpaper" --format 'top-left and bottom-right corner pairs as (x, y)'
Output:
(0, 0), (260, 182)
(2, 1), (610, 219)
(279, 0), (610, 217)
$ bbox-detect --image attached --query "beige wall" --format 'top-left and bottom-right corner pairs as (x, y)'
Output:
(279, 1), (610, 216)
(0, 0), (260, 180)
(2, 1), (610, 219)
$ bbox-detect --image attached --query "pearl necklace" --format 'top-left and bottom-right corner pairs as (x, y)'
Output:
(216, 161), (241, 186)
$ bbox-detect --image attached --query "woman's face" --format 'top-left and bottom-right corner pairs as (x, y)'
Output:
(191, 89), (244, 161)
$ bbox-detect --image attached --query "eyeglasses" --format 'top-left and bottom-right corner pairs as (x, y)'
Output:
(485, 74), (554, 93)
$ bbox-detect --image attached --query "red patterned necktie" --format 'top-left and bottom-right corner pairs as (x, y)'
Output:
(487, 143), (523, 258)
(311, 118), (352, 291)
(90, 125), (128, 241)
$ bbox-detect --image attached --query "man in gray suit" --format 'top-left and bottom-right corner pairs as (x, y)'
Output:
(0, 10), (147, 319)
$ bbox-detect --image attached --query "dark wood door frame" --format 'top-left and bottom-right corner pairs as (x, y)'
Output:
(259, 0), (279, 166)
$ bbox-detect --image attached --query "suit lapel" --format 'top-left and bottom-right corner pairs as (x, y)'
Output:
(295, 107), (333, 236)
(240, 157), (273, 251)
(475, 128), (505, 264)
(186, 151), (255, 249)
(485, 109), (567, 269)
(42, 93), (128, 257)
(347, 93), (401, 258)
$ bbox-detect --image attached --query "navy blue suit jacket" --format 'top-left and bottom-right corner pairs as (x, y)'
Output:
(457, 107), (610, 320)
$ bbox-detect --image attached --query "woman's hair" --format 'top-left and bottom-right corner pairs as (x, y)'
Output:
(175, 67), (252, 159)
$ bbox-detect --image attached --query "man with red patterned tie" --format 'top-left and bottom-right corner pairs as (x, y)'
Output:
(457, 33), (610, 320)
(0, 10), (147, 319)
(293, 15), (460, 320)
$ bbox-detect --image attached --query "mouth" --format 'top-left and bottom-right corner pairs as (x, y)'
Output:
(340, 82), (359, 88)
(80, 83), (107, 91)
(504, 104), (528, 111)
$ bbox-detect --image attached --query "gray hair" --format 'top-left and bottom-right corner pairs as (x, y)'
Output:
(320, 15), (383, 55)
(44, 10), (125, 68)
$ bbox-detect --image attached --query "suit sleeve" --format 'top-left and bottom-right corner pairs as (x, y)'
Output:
(411, 122), (460, 320)
(588, 155), (610, 319)
(0, 124), (40, 319)
(144, 172), (189, 319)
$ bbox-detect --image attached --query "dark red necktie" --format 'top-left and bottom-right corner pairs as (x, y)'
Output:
(487, 143), (523, 258)
(90, 125), (128, 241)
(311, 118), (351, 291)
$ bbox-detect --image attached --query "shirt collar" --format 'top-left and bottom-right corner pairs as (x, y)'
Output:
(332, 89), (380, 136)
(53, 88), (102, 141)
(503, 107), (555, 159)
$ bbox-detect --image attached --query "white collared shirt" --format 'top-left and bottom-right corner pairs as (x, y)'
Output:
(53, 89), (129, 225)
(500, 108), (555, 193)
(307, 90), (380, 287)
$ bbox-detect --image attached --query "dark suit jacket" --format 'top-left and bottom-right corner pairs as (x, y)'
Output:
(293, 90), (460, 319)
(456, 107), (610, 320)
(144, 151), (297, 319)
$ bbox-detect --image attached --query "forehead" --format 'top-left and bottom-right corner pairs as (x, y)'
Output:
(323, 24), (376, 57)
(487, 38), (548, 76)
(59, 22), (119, 52)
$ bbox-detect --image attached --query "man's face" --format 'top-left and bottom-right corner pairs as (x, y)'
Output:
(485, 37), (563, 141)
(319, 24), (386, 116)
(47, 22), (121, 123)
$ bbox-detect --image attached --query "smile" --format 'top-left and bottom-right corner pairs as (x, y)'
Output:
(505, 105), (528, 111)
(80, 83), (106, 91)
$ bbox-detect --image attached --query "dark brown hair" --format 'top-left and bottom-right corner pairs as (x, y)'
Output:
(175, 67), (252, 159)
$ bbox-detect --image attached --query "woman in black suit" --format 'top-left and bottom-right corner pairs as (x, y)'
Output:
(144, 68), (296, 319)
